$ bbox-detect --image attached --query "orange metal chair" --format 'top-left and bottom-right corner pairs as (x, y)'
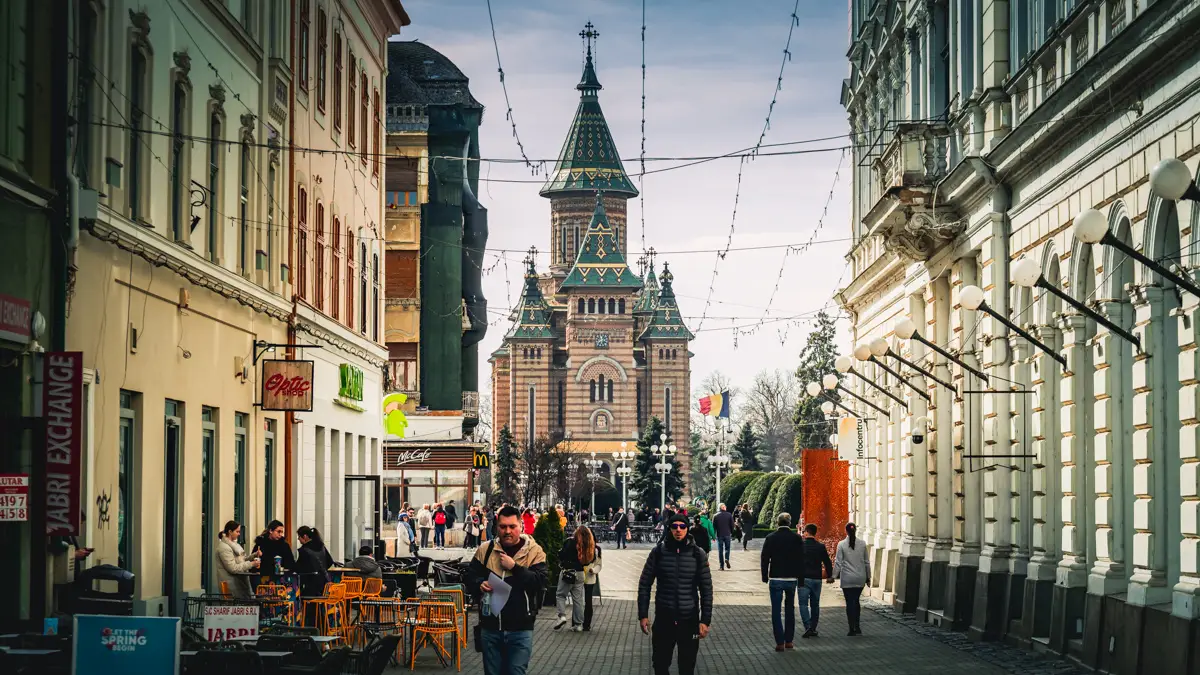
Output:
(430, 588), (467, 648)
(362, 577), (383, 598)
(410, 601), (459, 671)
(302, 582), (346, 641)
(342, 577), (364, 624)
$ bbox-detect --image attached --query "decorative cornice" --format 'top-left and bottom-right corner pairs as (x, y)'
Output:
(884, 212), (964, 262)
(173, 51), (191, 81)
(129, 9), (151, 50)
(210, 84), (226, 116)
(240, 113), (257, 142)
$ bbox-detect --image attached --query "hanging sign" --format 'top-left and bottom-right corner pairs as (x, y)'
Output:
(837, 417), (866, 462)
(0, 294), (32, 343)
(0, 474), (29, 521)
(45, 352), (83, 536)
(202, 605), (259, 642)
(261, 360), (315, 411)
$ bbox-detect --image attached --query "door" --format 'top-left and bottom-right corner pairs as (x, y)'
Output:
(344, 475), (380, 560)
(164, 402), (182, 615)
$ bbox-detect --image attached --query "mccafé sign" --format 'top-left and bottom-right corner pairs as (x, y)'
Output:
(261, 360), (315, 411)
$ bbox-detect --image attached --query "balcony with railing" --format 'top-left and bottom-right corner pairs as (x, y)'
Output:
(462, 390), (480, 420)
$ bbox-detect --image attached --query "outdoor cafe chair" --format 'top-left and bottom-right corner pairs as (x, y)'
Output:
(409, 601), (459, 671)
(277, 646), (351, 675)
(255, 635), (323, 667)
(186, 648), (264, 675)
(362, 577), (383, 598)
(429, 588), (467, 648)
(301, 583), (346, 642)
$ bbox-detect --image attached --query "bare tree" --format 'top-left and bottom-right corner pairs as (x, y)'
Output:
(472, 391), (493, 444)
(742, 369), (800, 469)
(521, 435), (562, 508)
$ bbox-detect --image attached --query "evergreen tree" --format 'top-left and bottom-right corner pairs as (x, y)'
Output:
(629, 417), (685, 509)
(732, 423), (763, 471)
(793, 310), (841, 451)
(494, 425), (518, 503)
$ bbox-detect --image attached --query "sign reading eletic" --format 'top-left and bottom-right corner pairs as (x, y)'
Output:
(44, 352), (83, 536)
(0, 474), (29, 522)
(260, 360), (315, 411)
(837, 417), (866, 462)
(74, 614), (181, 675)
(202, 605), (259, 642)
(0, 293), (31, 343)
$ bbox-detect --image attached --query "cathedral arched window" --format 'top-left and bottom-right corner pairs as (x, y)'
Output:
(618, 299), (625, 314)
(536, 347), (542, 359)
(578, 299), (585, 314)
(672, 349), (677, 360)
(590, 379), (597, 403)
(588, 298), (596, 313)
(598, 298), (605, 314)
(608, 299), (615, 314)
(606, 379), (613, 402)
(597, 374), (606, 401)
(659, 349), (664, 360)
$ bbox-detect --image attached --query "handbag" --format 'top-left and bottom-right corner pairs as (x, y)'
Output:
(625, 529), (632, 541)
(561, 569), (578, 585)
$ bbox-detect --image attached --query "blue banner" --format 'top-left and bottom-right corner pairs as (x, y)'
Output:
(73, 615), (180, 675)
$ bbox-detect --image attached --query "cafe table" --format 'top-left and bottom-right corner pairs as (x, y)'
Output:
(228, 634), (340, 644)
(0, 648), (62, 655)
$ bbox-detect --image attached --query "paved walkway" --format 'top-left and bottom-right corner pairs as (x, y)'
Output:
(399, 543), (1083, 674)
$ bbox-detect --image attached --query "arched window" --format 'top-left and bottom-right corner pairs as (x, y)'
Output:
(345, 231), (354, 330)
(588, 298), (596, 313)
(527, 387), (536, 446)
(128, 45), (148, 222)
(618, 299), (625, 314)
(608, 299), (616, 314)
(672, 349), (677, 360)
(659, 349), (664, 360)
(314, 203), (325, 310)
(597, 375), (605, 402)
(359, 240), (368, 334)
(664, 387), (673, 434)
(372, 251), (380, 341)
(606, 379), (613, 402)
(169, 82), (188, 242)
(331, 218), (341, 320)
(208, 113), (222, 262)
(590, 379), (597, 403)
(578, 299), (585, 314)
(297, 187), (307, 297)
(598, 298), (605, 314)
(536, 347), (542, 359)
(557, 381), (565, 427)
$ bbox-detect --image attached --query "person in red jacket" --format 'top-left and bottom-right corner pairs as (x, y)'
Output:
(523, 508), (537, 535)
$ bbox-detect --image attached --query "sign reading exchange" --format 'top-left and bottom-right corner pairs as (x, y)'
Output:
(260, 360), (315, 411)
(45, 352), (83, 536)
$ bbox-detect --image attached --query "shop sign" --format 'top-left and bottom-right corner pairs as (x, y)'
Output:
(0, 474), (29, 521)
(338, 363), (364, 401)
(0, 293), (31, 343)
(261, 360), (314, 411)
(473, 451), (490, 469)
(391, 448), (433, 467)
(73, 615), (181, 675)
(44, 352), (82, 536)
(203, 605), (258, 642)
(837, 417), (866, 462)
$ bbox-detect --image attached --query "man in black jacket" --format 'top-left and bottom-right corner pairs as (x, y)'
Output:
(637, 514), (714, 675)
(760, 513), (805, 651)
(612, 507), (630, 549)
(711, 503), (736, 571)
(799, 523), (833, 637)
(465, 506), (548, 675)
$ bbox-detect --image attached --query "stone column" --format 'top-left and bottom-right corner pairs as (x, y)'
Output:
(1052, 313), (1091, 650)
(1089, 300), (1132, 596)
(948, 261), (982, 630)
(1023, 322), (1062, 641)
(919, 275), (955, 621)
(1176, 281), (1200, 620)
(897, 293), (930, 613)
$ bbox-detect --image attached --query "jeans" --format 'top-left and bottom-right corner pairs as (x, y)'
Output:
(615, 530), (627, 549)
(556, 576), (586, 626)
(651, 618), (700, 675)
(480, 628), (533, 675)
(716, 536), (732, 568)
(797, 578), (822, 631)
(843, 586), (863, 633)
(768, 579), (798, 645)
(420, 528), (431, 548)
(434, 524), (446, 547)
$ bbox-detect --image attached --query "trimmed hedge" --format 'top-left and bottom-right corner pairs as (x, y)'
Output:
(743, 472), (784, 517)
(533, 512), (565, 586)
(763, 474), (802, 528)
(759, 475), (788, 527)
(720, 470), (763, 508)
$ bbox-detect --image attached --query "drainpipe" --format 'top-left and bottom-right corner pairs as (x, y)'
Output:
(284, 0), (297, 535)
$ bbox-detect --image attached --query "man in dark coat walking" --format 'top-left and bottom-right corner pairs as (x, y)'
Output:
(711, 503), (736, 570)
(612, 507), (630, 549)
(760, 513), (806, 651)
(637, 514), (714, 675)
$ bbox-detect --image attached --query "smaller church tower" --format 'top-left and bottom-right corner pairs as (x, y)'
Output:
(638, 262), (695, 479)
(503, 251), (557, 450)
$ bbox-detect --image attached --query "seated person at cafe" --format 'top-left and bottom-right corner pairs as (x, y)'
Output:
(346, 545), (383, 579)
(254, 519), (296, 572)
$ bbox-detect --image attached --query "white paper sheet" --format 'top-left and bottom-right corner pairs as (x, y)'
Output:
(487, 572), (512, 613)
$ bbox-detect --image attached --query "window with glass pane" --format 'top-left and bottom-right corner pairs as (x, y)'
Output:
(239, 142), (250, 273)
(209, 114), (222, 262)
(201, 406), (216, 591)
(264, 419), (276, 523)
(118, 391), (137, 572)
(234, 412), (248, 543)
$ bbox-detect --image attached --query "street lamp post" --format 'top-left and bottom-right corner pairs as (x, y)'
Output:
(707, 451), (732, 505)
(651, 433), (677, 512)
(581, 452), (603, 519)
(613, 442), (636, 512)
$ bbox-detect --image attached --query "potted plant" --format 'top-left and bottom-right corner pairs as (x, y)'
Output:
(532, 512), (564, 607)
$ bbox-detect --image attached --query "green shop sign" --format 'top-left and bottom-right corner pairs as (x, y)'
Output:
(337, 364), (365, 410)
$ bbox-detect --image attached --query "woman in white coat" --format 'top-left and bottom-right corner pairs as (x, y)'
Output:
(832, 522), (870, 636)
(394, 512), (415, 557)
(215, 520), (260, 598)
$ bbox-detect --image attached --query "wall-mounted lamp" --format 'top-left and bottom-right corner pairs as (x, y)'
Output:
(893, 317), (990, 383)
(806, 380), (865, 418)
(854, 342), (932, 402)
(1073, 207), (1200, 299)
(822, 374), (889, 416)
(834, 355), (908, 408)
(1009, 258), (1140, 350)
(958, 282), (1067, 369)
(869, 336), (957, 393)
(1150, 157), (1200, 203)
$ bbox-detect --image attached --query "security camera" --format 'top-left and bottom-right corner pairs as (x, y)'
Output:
(911, 416), (930, 445)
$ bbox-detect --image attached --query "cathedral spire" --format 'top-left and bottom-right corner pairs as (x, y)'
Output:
(505, 248), (555, 340)
(633, 249), (659, 314)
(639, 262), (694, 340)
(560, 193), (642, 290)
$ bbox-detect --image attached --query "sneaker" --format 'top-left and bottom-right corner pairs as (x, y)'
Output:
(784, 642), (794, 650)
(775, 645), (785, 652)
(570, 625), (583, 632)
(801, 629), (814, 639)
(554, 616), (568, 630)
(811, 631), (819, 637)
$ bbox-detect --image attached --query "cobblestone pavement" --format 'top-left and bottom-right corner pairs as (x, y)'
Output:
(396, 544), (1084, 674)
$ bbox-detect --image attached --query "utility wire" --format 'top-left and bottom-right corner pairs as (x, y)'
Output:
(485, 0), (538, 173)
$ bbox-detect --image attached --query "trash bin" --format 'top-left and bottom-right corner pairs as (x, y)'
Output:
(71, 564), (135, 616)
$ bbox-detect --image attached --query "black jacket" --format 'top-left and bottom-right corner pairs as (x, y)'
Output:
(690, 525), (711, 553)
(557, 540), (596, 572)
(760, 527), (806, 582)
(712, 511), (736, 538)
(612, 512), (629, 531)
(637, 535), (714, 625)
(295, 540), (333, 595)
(254, 534), (297, 572)
(802, 537), (833, 580)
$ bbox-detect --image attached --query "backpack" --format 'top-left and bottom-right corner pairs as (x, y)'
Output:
(435, 511), (447, 525)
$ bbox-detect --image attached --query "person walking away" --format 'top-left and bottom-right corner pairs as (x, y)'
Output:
(433, 503), (448, 549)
(689, 516), (711, 555)
(760, 513), (805, 651)
(637, 514), (714, 675)
(417, 504), (434, 549)
(466, 506), (548, 675)
(555, 526), (595, 631)
(254, 520), (296, 572)
(699, 512), (716, 542)
(738, 505), (757, 551)
(346, 545), (383, 578)
(712, 504), (735, 571)
(833, 522), (870, 635)
(612, 508), (630, 550)
(583, 539), (603, 631)
(446, 499), (459, 535)
(216, 521), (259, 598)
(522, 508), (537, 536)
(799, 523), (833, 637)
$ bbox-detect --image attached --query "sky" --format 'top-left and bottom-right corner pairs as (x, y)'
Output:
(398, 0), (853, 400)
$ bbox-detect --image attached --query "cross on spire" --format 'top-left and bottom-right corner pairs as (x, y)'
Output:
(524, 246), (539, 274)
(646, 246), (658, 271)
(580, 21), (599, 55)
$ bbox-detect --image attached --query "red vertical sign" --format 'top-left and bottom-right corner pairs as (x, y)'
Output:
(800, 448), (850, 556)
(44, 352), (83, 536)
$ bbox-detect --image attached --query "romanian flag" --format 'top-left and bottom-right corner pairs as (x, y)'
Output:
(698, 391), (731, 418)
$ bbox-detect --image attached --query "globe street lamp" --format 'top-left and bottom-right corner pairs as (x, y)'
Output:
(706, 451), (732, 507)
(581, 452), (604, 520)
(613, 442), (637, 513)
(651, 433), (677, 512)
(1005, 260), (1141, 350)
(819, 374), (888, 416)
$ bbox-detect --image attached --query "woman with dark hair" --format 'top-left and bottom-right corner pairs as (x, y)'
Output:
(833, 522), (871, 635)
(254, 519), (296, 573)
(554, 525), (596, 632)
(216, 520), (259, 598)
(295, 525), (334, 597)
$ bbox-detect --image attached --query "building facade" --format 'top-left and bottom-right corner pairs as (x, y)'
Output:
(836, 0), (1200, 670)
(490, 34), (694, 497)
(288, 0), (408, 561)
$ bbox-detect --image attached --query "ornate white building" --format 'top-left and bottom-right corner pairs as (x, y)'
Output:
(836, 1), (1200, 670)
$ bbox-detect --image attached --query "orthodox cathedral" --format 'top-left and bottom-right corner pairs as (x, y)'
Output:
(490, 26), (694, 484)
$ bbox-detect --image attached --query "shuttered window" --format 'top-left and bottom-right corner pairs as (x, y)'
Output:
(386, 250), (418, 298)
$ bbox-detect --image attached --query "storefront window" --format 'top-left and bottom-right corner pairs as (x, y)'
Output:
(387, 468), (472, 509)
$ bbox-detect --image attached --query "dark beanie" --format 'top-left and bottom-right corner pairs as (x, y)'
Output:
(667, 514), (690, 528)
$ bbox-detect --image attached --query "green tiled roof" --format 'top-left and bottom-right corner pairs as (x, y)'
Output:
(506, 258), (556, 340)
(560, 194), (643, 290)
(539, 49), (637, 198)
(639, 263), (694, 340)
(632, 263), (659, 314)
